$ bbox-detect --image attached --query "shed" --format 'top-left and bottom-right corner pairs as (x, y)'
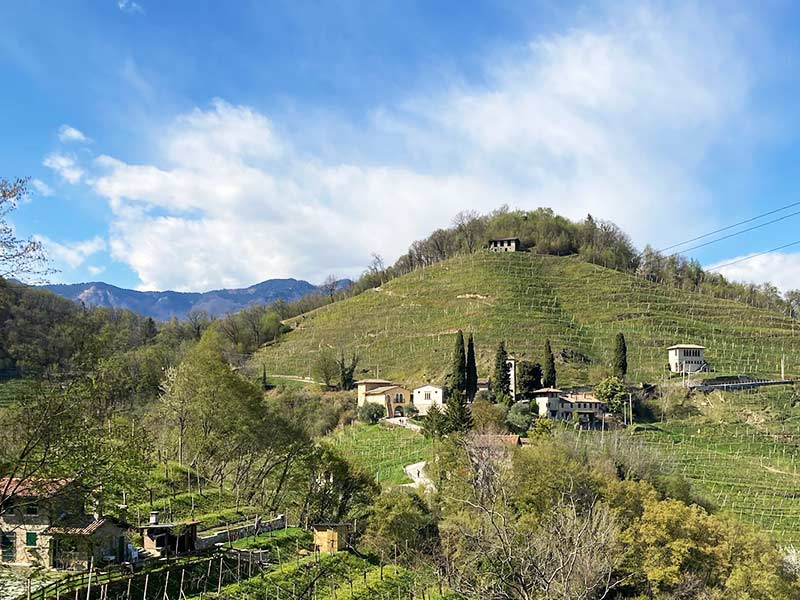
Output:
(138, 511), (198, 557)
(312, 523), (348, 553)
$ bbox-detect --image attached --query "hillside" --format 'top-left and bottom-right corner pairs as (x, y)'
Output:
(253, 252), (800, 386)
(41, 278), (350, 320)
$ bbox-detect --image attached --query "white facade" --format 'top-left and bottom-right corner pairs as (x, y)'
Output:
(412, 385), (446, 416)
(488, 238), (521, 252)
(506, 356), (517, 401)
(668, 344), (707, 373)
(534, 389), (605, 425)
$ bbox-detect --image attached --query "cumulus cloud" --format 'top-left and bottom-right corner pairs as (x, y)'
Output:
(707, 252), (800, 292)
(118, 0), (143, 15)
(58, 125), (90, 144)
(43, 153), (84, 184)
(35, 236), (106, 269)
(82, 5), (757, 291)
(31, 179), (54, 197)
(87, 265), (106, 276)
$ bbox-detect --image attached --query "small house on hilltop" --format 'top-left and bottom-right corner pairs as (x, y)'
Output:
(668, 344), (708, 374)
(488, 238), (521, 253)
(0, 478), (129, 570)
(412, 384), (446, 416)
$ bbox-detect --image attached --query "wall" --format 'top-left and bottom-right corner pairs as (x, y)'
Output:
(196, 514), (285, 550)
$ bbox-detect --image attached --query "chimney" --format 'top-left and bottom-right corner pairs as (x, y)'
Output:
(92, 497), (104, 520)
(149, 510), (159, 525)
(117, 504), (128, 525)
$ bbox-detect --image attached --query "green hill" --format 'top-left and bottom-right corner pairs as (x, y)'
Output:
(252, 252), (800, 386)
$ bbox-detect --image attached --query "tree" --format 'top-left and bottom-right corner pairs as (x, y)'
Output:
(423, 404), (448, 438)
(357, 402), (385, 424)
(361, 489), (436, 565)
(505, 402), (532, 434)
(613, 332), (628, 379)
(261, 363), (269, 391)
(543, 339), (557, 388)
(470, 398), (508, 433)
(595, 376), (626, 414)
(1, 177), (52, 282)
(452, 209), (485, 253)
(446, 388), (473, 433)
(314, 350), (339, 389)
(336, 350), (359, 390)
(492, 341), (510, 400)
(517, 360), (542, 399)
(465, 333), (478, 401)
(448, 330), (467, 396)
(320, 274), (338, 303)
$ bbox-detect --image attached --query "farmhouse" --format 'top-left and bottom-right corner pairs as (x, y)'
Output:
(412, 384), (446, 416)
(363, 384), (413, 418)
(488, 238), (521, 252)
(0, 478), (128, 570)
(668, 344), (708, 373)
(533, 389), (606, 427)
(356, 379), (394, 406)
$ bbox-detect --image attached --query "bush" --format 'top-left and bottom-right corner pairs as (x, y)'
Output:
(506, 402), (532, 434)
(357, 402), (385, 424)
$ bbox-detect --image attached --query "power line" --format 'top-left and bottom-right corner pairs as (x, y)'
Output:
(657, 200), (800, 253)
(706, 239), (800, 272)
(667, 208), (800, 257)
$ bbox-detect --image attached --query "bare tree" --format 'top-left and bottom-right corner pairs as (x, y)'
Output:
(1, 177), (53, 282)
(186, 309), (213, 340)
(320, 274), (338, 302)
(452, 209), (484, 253)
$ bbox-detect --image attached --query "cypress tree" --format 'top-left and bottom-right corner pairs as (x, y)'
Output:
(448, 330), (467, 396)
(613, 332), (628, 380)
(261, 363), (268, 391)
(492, 341), (510, 400)
(543, 339), (557, 388)
(466, 334), (478, 401)
(424, 404), (447, 438)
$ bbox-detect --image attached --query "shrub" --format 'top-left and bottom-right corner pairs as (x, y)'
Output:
(357, 402), (385, 424)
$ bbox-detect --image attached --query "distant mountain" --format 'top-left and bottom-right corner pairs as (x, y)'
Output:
(40, 278), (352, 320)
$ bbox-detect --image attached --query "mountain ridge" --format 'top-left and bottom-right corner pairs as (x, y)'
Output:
(41, 277), (352, 320)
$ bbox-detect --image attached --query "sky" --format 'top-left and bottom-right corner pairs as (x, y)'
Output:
(4, 1), (800, 292)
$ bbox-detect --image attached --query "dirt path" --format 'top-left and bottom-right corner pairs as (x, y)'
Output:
(403, 461), (434, 492)
(385, 417), (423, 432)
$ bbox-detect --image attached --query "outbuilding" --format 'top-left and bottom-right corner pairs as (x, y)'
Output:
(668, 344), (707, 373)
(488, 238), (521, 253)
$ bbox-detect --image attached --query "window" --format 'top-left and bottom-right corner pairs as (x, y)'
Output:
(25, 504), (38, 516)
(25, 532), (37, 547)
(424, 392), (431, 400)
(1, 533), (15, 562)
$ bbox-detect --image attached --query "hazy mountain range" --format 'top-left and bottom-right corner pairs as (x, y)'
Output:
(40, 278), (351, 320)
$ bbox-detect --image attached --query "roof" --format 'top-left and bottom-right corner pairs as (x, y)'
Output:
(413, 384), (445, 391)
(534, 387), (563, 394)
(473, 434), (522, 447)
(44, 517), (111, 536)
(0, 478), (73, 499)
(139, 520), (200, 530)
(355, 379), (393, 385)
(668, 344), (706, 350)
(489, 237), (521, 242)
(365, 385), (407, 395)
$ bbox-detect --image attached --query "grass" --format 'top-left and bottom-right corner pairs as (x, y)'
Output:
(231, 527), (312, 554)
(0, 379), (38, 407)
(252, 252), (800, 387)
(324, 423), (432, 486)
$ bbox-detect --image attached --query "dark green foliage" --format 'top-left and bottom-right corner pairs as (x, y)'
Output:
(613, 332), (628, 379)
(594, 376), (626, 414)
(358, 402), (385, 424)
(492, 341), (510, 401)
(505, 402), (532, 434)
(337, 350), (359, 390)
(446, 388), (473, 433)
(517, 360), (542, 399)
(543, 339), (556, 388)
(423, 404), (448, 438)
(261, 363), (268, 391)
(448, 330), (467, 395)
(466, 333), (478, 401)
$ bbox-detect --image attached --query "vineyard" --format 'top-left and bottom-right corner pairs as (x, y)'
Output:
(252, 252), (800, 387)
(323, 424), (432, 486)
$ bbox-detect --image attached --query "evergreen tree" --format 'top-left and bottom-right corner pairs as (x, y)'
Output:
(446, 389), (473, 433)
(543, 339), (557, 388)
(517, 361), (542, 399)
(492, 341), (510, 400)
(448, 330), (467, 396)
(613, 332), (628, 380)
(466, 334), (478, 401)
(261, 363), (268, 391)
(423, 404), (448, 438)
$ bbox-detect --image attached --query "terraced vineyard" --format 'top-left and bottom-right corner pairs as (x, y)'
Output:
(324, 424), (432, 486)
(252, 252), (800, 387)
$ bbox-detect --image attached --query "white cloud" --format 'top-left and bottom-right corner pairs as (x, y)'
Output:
(87, 265), (106, 276)
(707, 252), (800, 292)
(57, 125), (90, 144)
(35, 236), (107, 269)
(31, 179), (53, 197)
(118, 0), (143, 14)
(43, 153), (84, 184)
(82, 5), (758, 291)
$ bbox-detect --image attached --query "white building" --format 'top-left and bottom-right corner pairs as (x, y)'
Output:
(534, 388), (606, 426)
(412, 385), (447, 416)
(668, 344), (707, 374)
(488, 238), (521, 252)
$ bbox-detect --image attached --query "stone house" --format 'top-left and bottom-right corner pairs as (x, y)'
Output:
(488, 238), (521, 252)
(412, 385), (446, 416)
(363, 385), (413, 418)
(533, 389), (606, 427)
(0, 478), (128, 570)
(668, 344), (708, 373)
(355, 379), (394, 406)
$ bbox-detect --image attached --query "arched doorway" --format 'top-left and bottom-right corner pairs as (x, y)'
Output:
(393, 406), (405, 418)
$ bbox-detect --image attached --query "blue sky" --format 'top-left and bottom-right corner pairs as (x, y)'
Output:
(4, 1), (800, 291)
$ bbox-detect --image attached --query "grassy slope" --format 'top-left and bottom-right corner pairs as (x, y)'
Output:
(253, 252), (800, 387)
(324, 423), (432, 486)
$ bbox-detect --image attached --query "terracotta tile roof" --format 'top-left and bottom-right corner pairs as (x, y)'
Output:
(473, 434), (522, 447)
(0, 478), (73, 498)
(45, 517), (108, 536)
(364, 385), (406, 395)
